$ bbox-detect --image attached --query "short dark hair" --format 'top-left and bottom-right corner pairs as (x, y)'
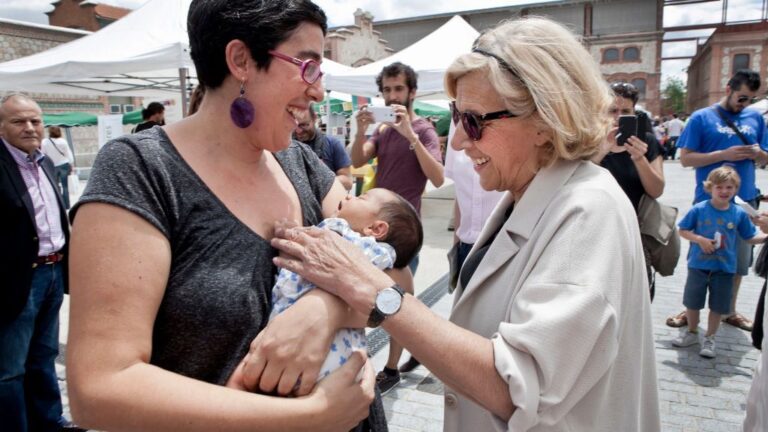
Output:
(728, 69), (761, 92)
(188, 0), (327, 89)
(376, 62), (418, 93)
(379, 194), (423, 269)
(142, 102), (165, 120)
(610, 82), (638, 105)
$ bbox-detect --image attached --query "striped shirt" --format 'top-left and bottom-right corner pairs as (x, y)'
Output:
(3, 139), (65, 256)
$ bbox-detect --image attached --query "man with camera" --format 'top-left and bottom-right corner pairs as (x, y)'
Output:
(350, 61), (444, 394)
(667, 69), (768, 332)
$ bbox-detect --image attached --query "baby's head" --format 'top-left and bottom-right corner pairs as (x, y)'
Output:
(704, 165), (740, 200)
(336, 188), (423, 268)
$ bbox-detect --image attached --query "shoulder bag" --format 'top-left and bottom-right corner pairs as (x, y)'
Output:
(637, 194), (681, 276)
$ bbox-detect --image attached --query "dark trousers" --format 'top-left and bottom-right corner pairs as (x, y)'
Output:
(0, 263), (65, 431)
(54, 163), (71, 209)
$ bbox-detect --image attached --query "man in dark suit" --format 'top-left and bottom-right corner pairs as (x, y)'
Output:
(0, 94), (72, 431)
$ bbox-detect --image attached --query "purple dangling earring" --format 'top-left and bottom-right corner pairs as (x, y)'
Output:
(230, 80), (255, 128)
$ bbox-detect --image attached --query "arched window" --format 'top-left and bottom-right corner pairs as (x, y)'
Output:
(602, 48), (619, 63)
(733, 54), (750, 72)
(631, 78), (647, 100)
(623, 47), (640, 61)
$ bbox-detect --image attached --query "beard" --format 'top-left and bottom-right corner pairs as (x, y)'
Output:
(725, 94), (744, 113)
(385, 98), (412, 112)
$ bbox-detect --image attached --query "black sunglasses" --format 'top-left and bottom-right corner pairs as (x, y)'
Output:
(737, 95), (759, 104)
(450, 101), (517, 141)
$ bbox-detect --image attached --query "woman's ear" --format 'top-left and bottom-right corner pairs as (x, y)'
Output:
(224, 39), (250, 82)
(363, 220), (390, 240)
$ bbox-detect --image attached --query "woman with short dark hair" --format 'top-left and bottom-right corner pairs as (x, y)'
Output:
(66, 1), (385, 430)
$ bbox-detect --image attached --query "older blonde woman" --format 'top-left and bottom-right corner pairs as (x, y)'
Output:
(270, 17), (660, 431)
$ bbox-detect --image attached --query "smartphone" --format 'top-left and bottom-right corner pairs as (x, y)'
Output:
(617, 115), (638, 146)
(367, 106), (396, 123)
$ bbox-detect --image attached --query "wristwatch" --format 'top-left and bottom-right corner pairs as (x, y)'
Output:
(367, 284), (405, 328)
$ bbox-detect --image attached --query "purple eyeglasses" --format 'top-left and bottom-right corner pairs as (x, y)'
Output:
(268, 50), (323, 85)
(450, 101), (517, 141)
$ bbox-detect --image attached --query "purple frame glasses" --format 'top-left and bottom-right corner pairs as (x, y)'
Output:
(450, 101), (517, 141)
(269, 50), (323, 85)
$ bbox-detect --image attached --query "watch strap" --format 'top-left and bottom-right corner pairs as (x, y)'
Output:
(367, 284), (404, 328)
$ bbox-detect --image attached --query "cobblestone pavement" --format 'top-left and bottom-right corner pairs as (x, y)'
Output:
(58, 161), (766, 431)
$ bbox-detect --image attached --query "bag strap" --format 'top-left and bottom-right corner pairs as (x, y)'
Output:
(48, 138), (67, 158)
(713, 106), (751, 146)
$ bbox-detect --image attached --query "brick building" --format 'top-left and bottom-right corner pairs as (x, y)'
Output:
(47, 0), (130, 32)
(327, 0), (664, 115)
(686, 21), (768, 111)
(325, 9), (394, 67)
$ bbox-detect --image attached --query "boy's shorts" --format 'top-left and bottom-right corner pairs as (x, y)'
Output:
(683, 268), (734, 315)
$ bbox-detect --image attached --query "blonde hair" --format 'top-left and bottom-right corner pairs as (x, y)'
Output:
(444, 17), (613, 165)
(704, 165), (741, 192)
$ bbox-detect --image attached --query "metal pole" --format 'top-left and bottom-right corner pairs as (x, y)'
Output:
(179, 67), (189, 117)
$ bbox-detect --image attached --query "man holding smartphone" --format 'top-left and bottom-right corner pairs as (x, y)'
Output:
(667, 69), (768, 332)
(350, 61), (444, 394)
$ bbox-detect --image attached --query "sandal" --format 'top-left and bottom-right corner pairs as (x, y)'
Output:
(666, 310), (688, 328)
(722, 313), (754, 331)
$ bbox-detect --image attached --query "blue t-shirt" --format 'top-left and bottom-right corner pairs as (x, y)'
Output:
(305, 132), (351, 173)
(678, 200), (757, 273)
(677, 104), (768, 203)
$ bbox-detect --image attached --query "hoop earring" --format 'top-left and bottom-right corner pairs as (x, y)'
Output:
(230, 80), (255, 128)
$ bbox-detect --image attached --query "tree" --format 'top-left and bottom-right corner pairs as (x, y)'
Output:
(662, 77), (687, 115)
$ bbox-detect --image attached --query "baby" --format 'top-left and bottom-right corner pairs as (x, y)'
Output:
(270, 188), (423, 381)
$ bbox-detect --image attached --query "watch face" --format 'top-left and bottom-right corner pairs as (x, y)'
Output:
(376, 288), (402, 315)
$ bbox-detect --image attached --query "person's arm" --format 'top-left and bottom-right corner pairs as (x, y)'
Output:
(270, 226), (515, 421)
(625, 136), (664, 198)
(410, 130), (445, 188)
(680, 146), (760, 168)
(679, 228), (715, 254)
(350, 109), (376, 168)
(748, 232), (768, 244)
(388, 105), (444, 187)
(67, 203), (374, 432)
(335, 167), (353, 191)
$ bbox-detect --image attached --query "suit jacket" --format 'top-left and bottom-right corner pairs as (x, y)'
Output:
(445, 160), (660, 431)
(0, 141), (69, 324)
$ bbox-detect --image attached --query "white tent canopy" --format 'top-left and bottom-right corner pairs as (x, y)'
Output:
(0, 0), (193, 98)
(0, 0), (352, 101)
(324, 15), (479, 99)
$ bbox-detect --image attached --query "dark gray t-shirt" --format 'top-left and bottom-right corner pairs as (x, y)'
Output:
(71, 127), (334, 384)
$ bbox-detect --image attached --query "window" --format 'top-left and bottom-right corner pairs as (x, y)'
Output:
(623, 47), (639, 61)
(733, 54), (750, 72)
(123, 104), (135, 113)
(602, 48), (619, 63)
(631, 78), (646, 100)
(109, 104), (122, 114)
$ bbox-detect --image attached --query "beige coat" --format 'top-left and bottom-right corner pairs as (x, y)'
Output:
(445, 160), (660, 432)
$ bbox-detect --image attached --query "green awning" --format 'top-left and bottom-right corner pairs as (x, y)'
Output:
(43, 112), (98, 127)
(43, 110), (144, 127)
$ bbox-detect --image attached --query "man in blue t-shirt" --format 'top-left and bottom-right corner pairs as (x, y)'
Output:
(293, 106), (353, 190)
(669, 69), (768, 332)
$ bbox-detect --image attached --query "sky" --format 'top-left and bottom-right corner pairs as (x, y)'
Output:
(0, 0), (765, 85)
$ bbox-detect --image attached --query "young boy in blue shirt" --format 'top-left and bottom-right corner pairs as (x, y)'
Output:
(674, 166), (766, 358)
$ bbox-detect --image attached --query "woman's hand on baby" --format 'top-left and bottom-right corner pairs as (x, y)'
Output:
(301, 350), (376, 432)
(236, 298), (339, 396)
(271, 225), (391, 314)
